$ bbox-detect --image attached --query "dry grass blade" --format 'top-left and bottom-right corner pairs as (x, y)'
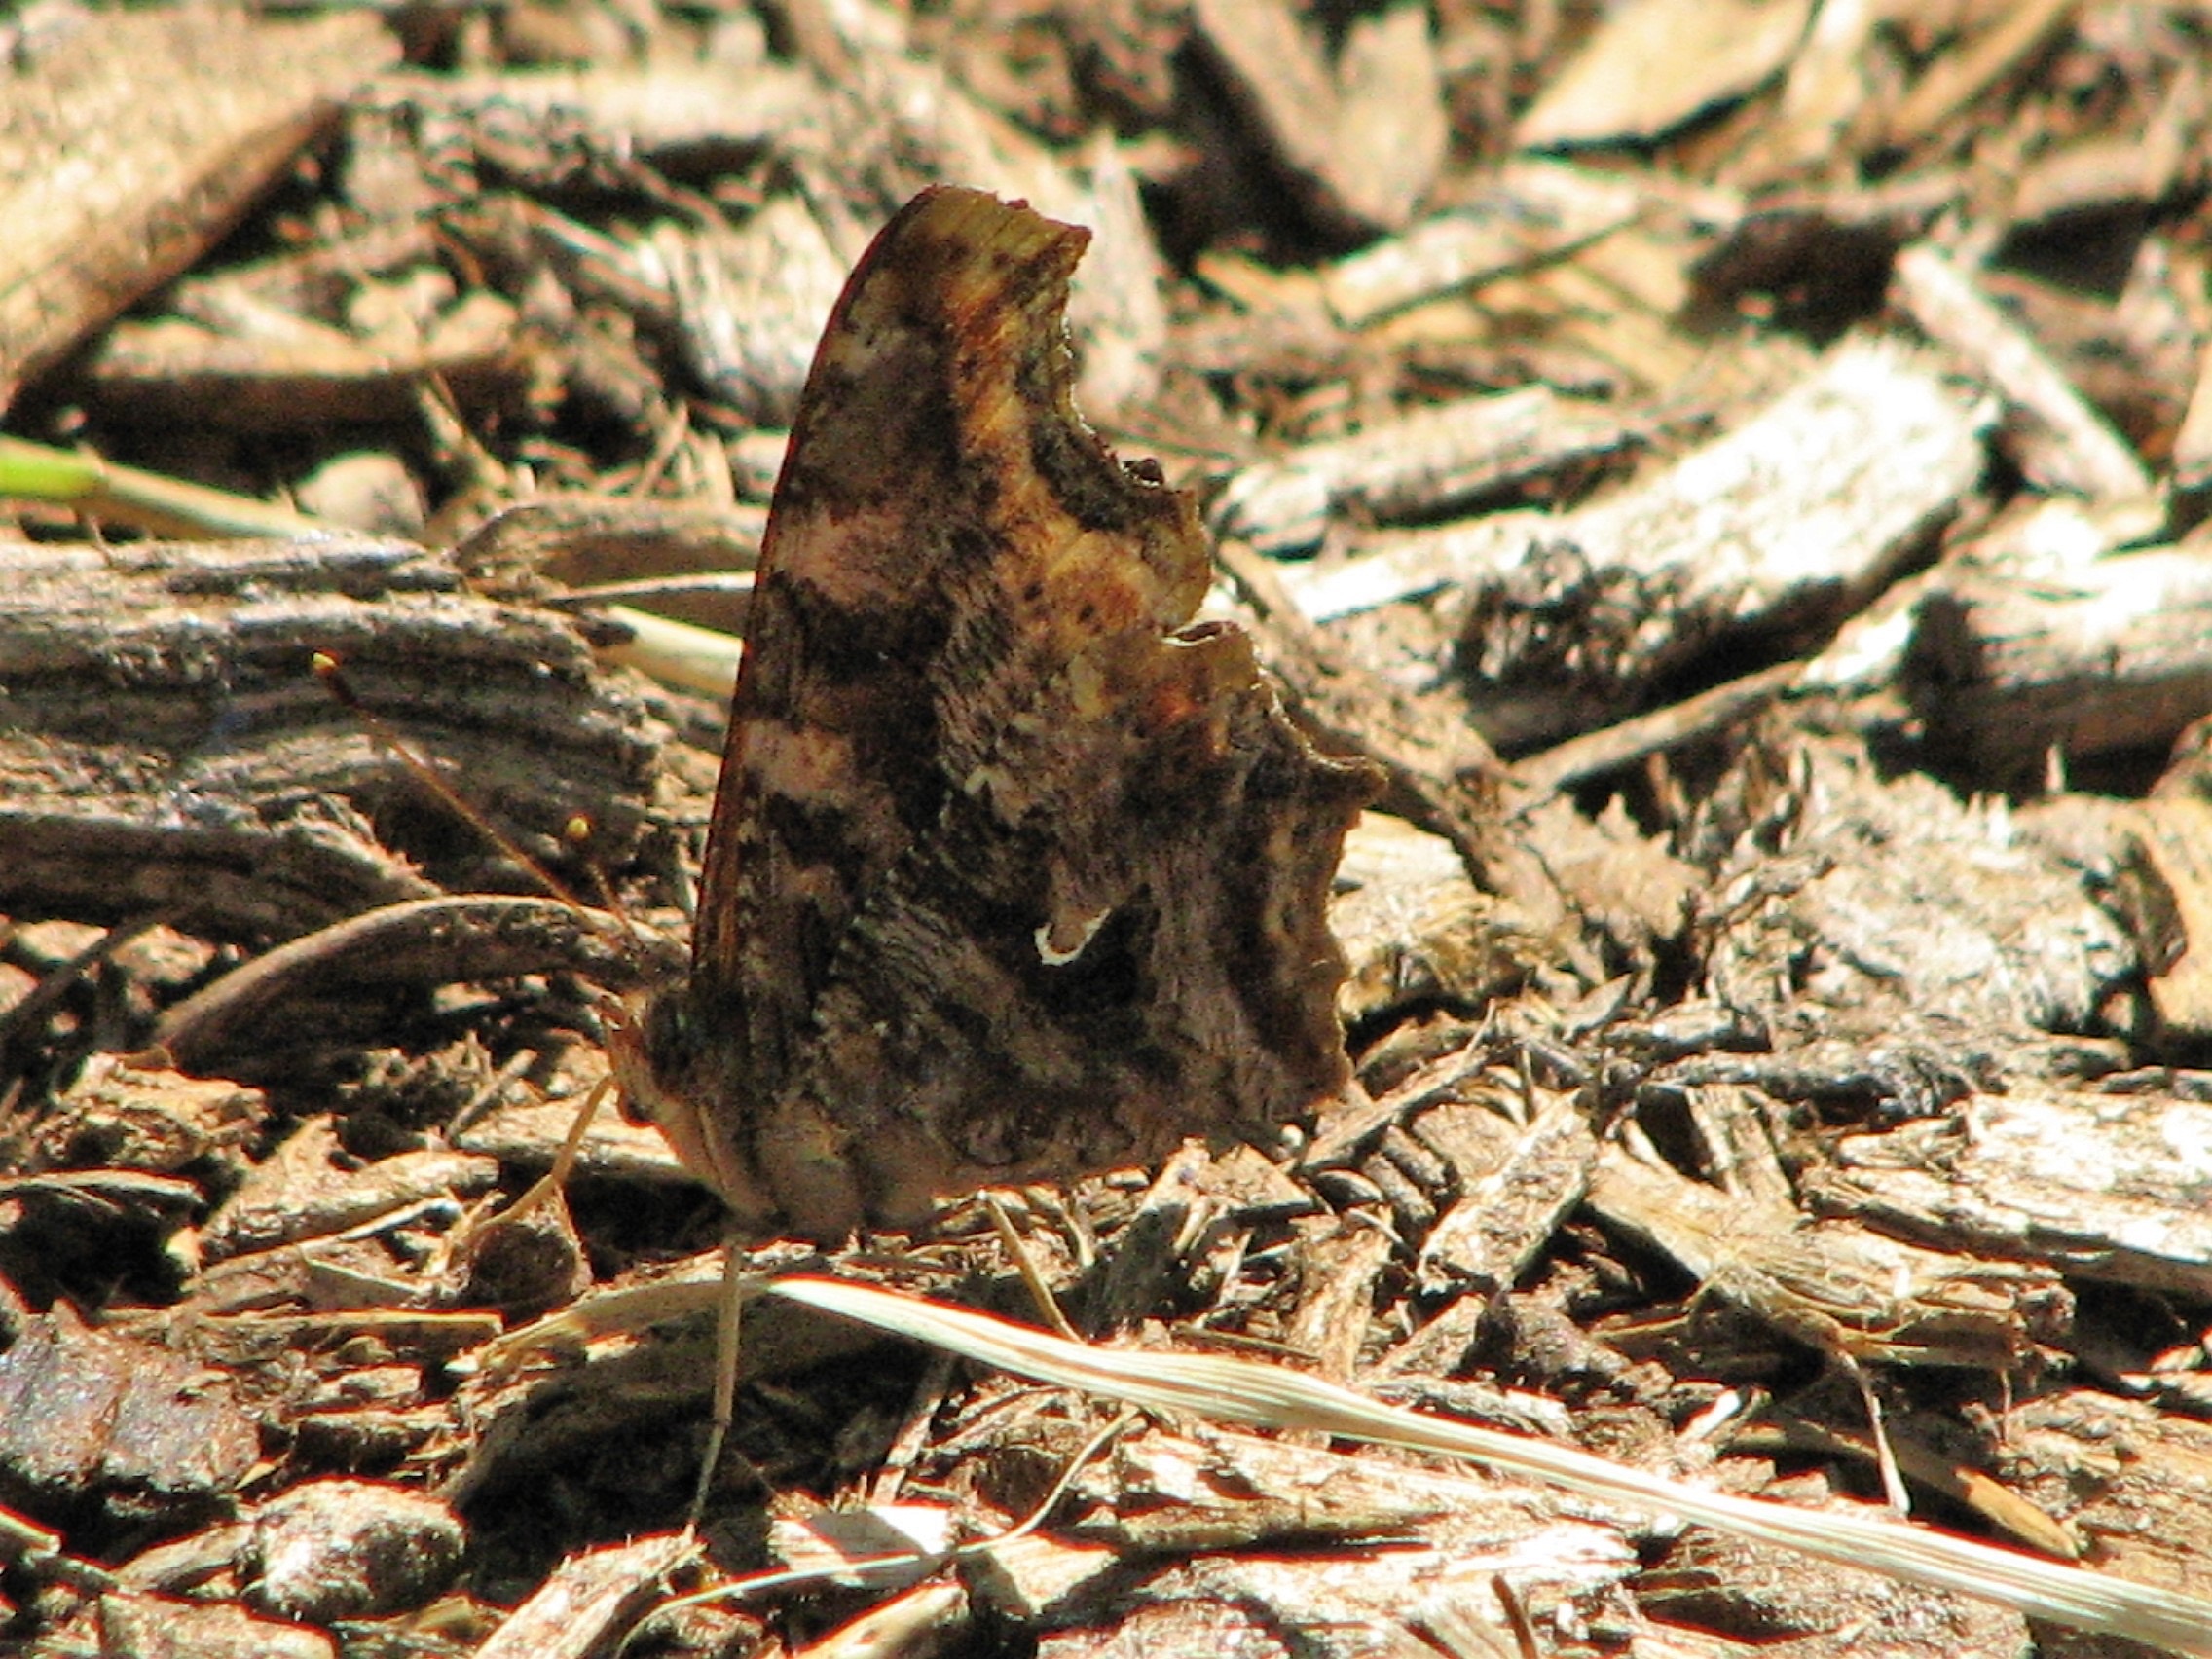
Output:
(767, 1276), (2212, 1658)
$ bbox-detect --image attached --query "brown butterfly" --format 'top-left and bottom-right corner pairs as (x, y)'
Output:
(614, 187), (1377, 1239)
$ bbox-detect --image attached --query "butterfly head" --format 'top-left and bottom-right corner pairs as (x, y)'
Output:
(606, 983), (786, 1232)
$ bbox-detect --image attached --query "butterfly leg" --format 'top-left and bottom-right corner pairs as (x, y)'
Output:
(688, 1233), (749, 1525)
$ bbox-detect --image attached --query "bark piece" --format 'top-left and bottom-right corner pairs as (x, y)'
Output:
(451, 494), (764, 639)
(1320, 160), (1645, 329)
(1515, 0), (1815, 149)
(0, 6), (395, 412)
(44, 1594), (335, 1659)
(166, 1308), (501, 1375)
(1805, 491), (2159, 698)
(1087, 1145), (1231, 1331)
(151, 895), (677, 1075)
(1416, 1085), (1598, 1299)
(1905, 548), (2212, 780)
(372, 61), (820, 164)
(30, 1056), (266, 1179)
(1999, 1390), (2212, 1605)
(0, 1309), (258, 1526)
(474, 1532), (702, 1659)
(2172, 329), (2212, 497)
(243, 1479), (464, 1621)
(1295, 339), (1987, 749)
(963, 1531), (1119, 1626)
(1592, 1142), (2071, 1372)
(1284, 1218), (1395, 1381)
(793, 1580), (969, 1653)
(1522, 792), (1701, 961)
(1191, 0), (1447, 238)
(0, 537), (667, 944)
(294, 452), (426, 538)
(1704, 737), (2134, 1055)
(1877, 0), (2076, 156)
(2010, 124), (2192, 231)
(1331, 812), (1537, 1025)
(198, 1118), (499, 1263)
(453, 1094), (691, 1187)
(1007, 1425), (1639, 1653)
(1213, 385), (1630, 558)
(1460, 339), (1980, 736)
(1808, 1082), (2212, 1299)
(659, 197), (850, 426)
(1635, 1522), (2028, 1655)
(1329, 2), (1453, 232)
(2118, 795), (2212, 1040)
(1749, 0), (1887, 179)
(1892, 241), (2153, 501)
(84, 290), (534, 432)
(1516, 660), (1802, 794)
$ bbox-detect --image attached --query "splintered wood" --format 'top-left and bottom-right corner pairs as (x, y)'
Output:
(0, 539), (668, 941)
(0, 7), (395, 408)
(4, 4), (2212, 1658)
(1280, 340), (1989, 748)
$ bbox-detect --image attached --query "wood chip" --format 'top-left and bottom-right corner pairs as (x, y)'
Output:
(1515, 0), (1816, 149)
(1892, 241), (2153, 501)
(0, 7), (395, 412)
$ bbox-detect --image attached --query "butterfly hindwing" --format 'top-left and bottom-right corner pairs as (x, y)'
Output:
(632, 187), (1377, 1236)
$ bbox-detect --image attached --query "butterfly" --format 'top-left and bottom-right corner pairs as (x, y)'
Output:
(614, 187), (1377, 1239)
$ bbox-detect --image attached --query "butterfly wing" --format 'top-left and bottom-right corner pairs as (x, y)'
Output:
(642, 187), (1376, 1235)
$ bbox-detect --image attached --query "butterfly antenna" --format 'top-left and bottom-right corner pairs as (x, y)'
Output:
(313, 650), (592, 914)
(561, 812), (638, 929)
